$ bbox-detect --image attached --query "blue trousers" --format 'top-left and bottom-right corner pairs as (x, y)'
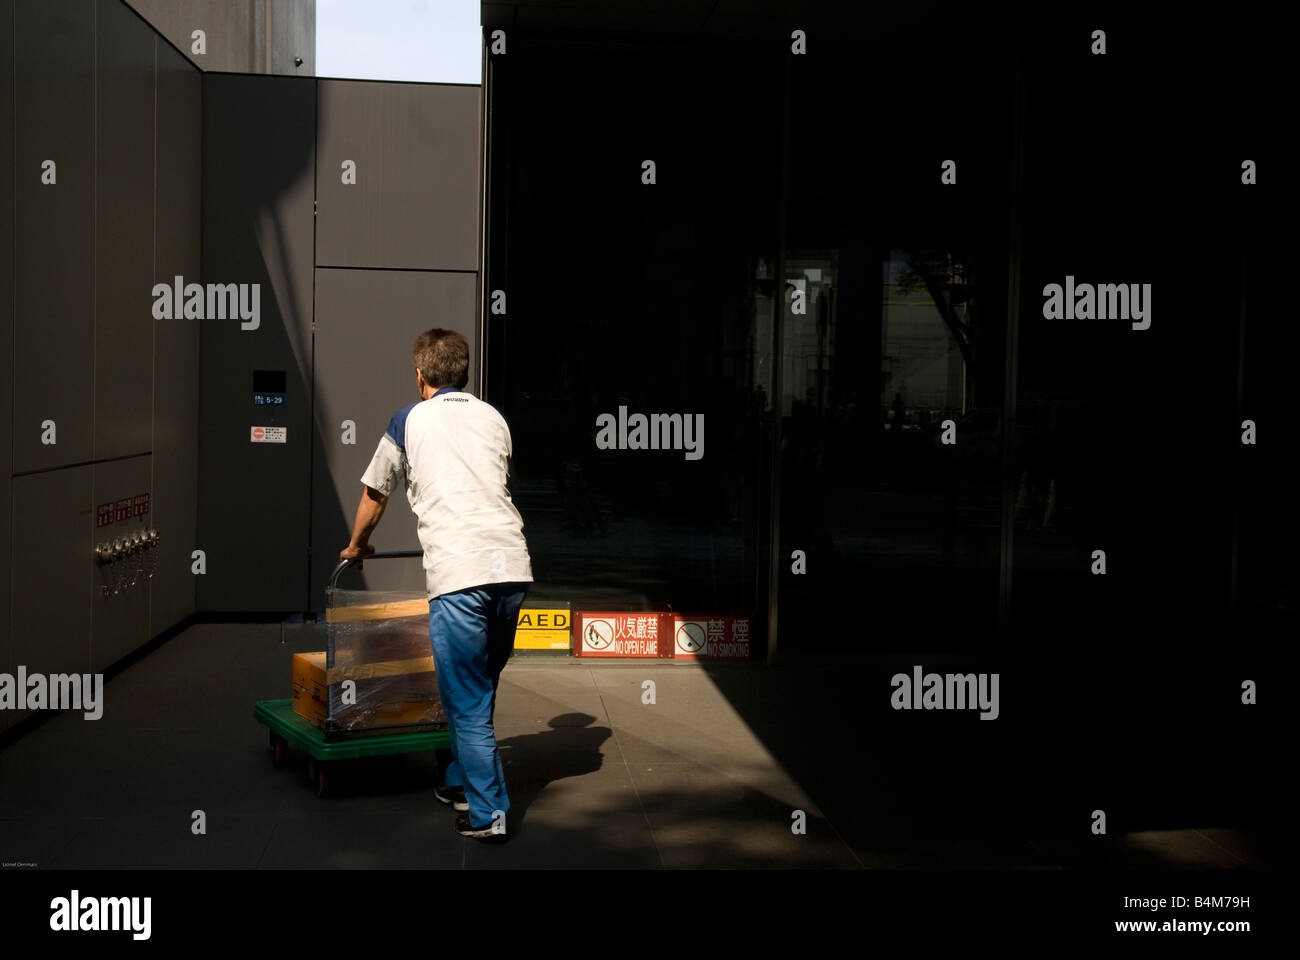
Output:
(429, 582), (528, 827)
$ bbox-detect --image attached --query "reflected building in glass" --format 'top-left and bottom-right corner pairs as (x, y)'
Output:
(477, 2), (1284, 663)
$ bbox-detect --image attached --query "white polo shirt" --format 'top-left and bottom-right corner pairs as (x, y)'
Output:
(360, 387), (533, 599)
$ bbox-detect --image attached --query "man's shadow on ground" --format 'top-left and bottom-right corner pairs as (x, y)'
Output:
(438, 713), (610, 833)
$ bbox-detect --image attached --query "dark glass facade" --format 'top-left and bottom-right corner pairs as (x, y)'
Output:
(485, 37), (781, 629)
(482, 12), (1288, 670)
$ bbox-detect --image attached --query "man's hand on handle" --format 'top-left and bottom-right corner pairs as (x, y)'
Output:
(339, 542), (376, 565)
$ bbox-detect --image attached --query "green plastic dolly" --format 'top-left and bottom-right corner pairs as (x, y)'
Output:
(254, 551), (451, 797)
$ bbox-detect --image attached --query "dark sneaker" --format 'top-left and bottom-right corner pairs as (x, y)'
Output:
(455, 813), (508, 842)
(435, 784), (469, 812)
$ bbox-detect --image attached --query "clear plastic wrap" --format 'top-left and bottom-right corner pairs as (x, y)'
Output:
(321, 585), (446, 738)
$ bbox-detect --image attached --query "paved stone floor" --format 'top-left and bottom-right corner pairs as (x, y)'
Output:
(0, 621), (1271, 869)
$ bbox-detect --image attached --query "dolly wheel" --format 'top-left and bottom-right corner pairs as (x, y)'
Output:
(270, 732), (289, 767)
(306, 757), (329, 797)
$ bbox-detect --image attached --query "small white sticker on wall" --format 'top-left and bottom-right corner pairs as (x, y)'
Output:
(251, 426), (287, 443)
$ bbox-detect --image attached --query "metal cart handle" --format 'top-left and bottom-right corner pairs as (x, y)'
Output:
(327, 550), (423, 592)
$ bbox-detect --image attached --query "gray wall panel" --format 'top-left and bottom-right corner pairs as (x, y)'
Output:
(90, 456), (153, 671)
(316, 81), (480, 271)
(10, 466), (93, 727)
(0, 458), (8, 735)
(199, 74), (314, 611)
(123, 0), (257, 73)
(123, 0), (314, 75)
(269, 0), (314, 75)
(94, 0), (155, 460)
(13, 0), (94, 473)
(151, 36), (201, 635)
(1, 0), (13, 733)
(309, 268), (478, 605)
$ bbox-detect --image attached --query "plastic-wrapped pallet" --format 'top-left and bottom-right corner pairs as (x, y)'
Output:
(315, 587), (446, 738)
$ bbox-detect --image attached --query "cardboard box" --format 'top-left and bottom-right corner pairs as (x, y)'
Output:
(291, 650), (445, 733)
(329, 614), (431, 666)
(291, 651), (329, 724)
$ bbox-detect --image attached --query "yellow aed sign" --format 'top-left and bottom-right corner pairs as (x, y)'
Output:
(514, 607), (571, 651)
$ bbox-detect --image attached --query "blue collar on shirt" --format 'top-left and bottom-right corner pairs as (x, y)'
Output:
(432, 386), (461, 398)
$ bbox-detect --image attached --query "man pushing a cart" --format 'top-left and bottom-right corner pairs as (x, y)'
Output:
(340, 328), (532, 841)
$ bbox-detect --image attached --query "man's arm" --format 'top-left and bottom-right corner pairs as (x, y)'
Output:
(340, 485), (389, 560)
(347, 411), (408, 561)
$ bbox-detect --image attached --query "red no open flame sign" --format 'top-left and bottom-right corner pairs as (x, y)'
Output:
(573, 612), (672, 658)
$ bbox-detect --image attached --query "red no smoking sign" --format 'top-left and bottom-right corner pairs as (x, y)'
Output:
(672, 615), (751, 660)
